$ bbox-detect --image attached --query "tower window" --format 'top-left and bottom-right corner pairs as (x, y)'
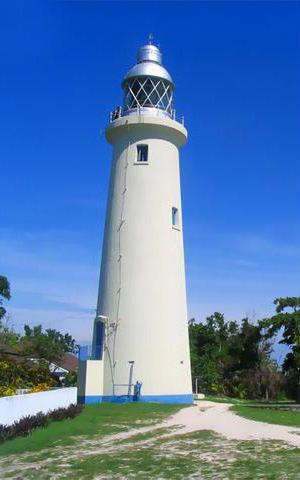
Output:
(94, 321), (104, 360)
(172, 207), (179, 227)
(137, 144), (148, 162)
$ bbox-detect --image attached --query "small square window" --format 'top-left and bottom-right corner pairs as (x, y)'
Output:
(172, 207), (179, 227)
(137, 144), (148, 162)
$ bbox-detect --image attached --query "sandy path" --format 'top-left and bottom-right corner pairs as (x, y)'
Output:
(147, 401), (300, 446)
(89, 401), (300, 448)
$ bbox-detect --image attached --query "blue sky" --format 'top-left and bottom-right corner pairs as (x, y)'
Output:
(1, 1), (299, 353)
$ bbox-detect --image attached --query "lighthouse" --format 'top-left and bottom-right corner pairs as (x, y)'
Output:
(78, 39), (193, 404)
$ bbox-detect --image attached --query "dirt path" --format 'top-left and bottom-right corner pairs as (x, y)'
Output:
(80, 401), (300, 448)
(149, 401), (300, 446)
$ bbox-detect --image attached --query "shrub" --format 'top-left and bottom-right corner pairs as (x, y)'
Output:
(49, 404), (83, 421)
(64, 370), (77, 387)
(48, 407), (68, 421)
(26, 383), (50, 394)
(0, 424), (10, 442)
(232, 384), (247, 400)
(0, 359), (57, 396)
(65, 403), (83, 418)
(0, 403), (84, 443)
(0, 386), (16, 397)
(10, 412), (49, 438)
(0, 412), (48, 442)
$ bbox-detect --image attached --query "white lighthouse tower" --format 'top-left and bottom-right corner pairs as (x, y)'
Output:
(78, 40), (193, 404)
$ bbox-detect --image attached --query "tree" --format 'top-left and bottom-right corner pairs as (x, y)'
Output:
(189, 313), (241, 395)
(262, 297), (300, 402)
(22, 325), (79, 365)
(244, 348), (281, 401)
(189, 313), (230, 394)
(188, 313), (279, 399)
(0, 276), (18, 347)
(0, 315), (20, 347)
(0, 276), (11, 320)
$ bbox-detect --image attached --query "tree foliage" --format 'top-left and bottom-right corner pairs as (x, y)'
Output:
(0, 276), (79, 394)
(261, 297), (300, 401)
(64, 370), (78, 387)
(0, 358), (56, 394)
(0, 316), (20, 348)
(22, 325), (79, 365)
(189, 313), (280, 400)
(0, 276), (11, 320)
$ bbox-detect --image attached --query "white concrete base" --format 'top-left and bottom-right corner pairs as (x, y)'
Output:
(77, 359), (103, 403)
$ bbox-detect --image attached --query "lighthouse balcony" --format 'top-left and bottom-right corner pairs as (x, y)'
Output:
(109, 105), (185, 126)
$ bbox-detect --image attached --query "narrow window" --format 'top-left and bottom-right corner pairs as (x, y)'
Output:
(94, 321), (104, 360)
(172, 207), (179, 227)
(137, 144), (148, 162)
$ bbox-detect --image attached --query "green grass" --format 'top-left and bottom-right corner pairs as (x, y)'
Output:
(231, 404), (300, 427)
(3, 428), (300, 479)
(202, 395), (297, 407)
(68, 431), (300, 480)
(69, 444), (195, 479)
(202, 394), (255, 404)
(1, 402), (300, 479)
(204, 395), (300, 427)
(0, 403), (182, 457)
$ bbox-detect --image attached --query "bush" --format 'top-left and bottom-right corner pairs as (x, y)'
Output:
(64, 403), (83, 418)
(48, 407), (69, 421)
(0, 359), (57, 396)
(64, 370), (77, 387)
(0, 403), (84, 443)
(26, 383), (50, 394)
(0, 386), (16, 397)
(0, 424), (10, 443)
(0, 412), (48, 443)
(48, 404), (83, 421)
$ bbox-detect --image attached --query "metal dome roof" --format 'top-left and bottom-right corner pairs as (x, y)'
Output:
(121, 43), (174, 88)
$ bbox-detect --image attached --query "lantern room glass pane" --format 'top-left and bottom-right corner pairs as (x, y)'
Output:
(123, 77), (173, 114)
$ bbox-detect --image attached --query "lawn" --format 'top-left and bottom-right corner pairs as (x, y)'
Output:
(67, 431), (300, 480)
(0, 402), (182, 456)
(203, 394), (253, 404)
(204, 395), (300, 427)
(231, 404), (300, 427)
(203, 394), (296, 406)
(1, 402), (300, 479)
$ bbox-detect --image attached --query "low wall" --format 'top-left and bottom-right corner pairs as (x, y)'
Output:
(0, 387), (77, 426)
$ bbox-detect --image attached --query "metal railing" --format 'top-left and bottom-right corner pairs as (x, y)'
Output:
(79, 345), (103, 361)
(109, 106), (185, 126)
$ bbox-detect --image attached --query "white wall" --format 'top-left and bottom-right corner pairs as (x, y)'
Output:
(0, 387), (77, 426)
(77, 360), (103, 398)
